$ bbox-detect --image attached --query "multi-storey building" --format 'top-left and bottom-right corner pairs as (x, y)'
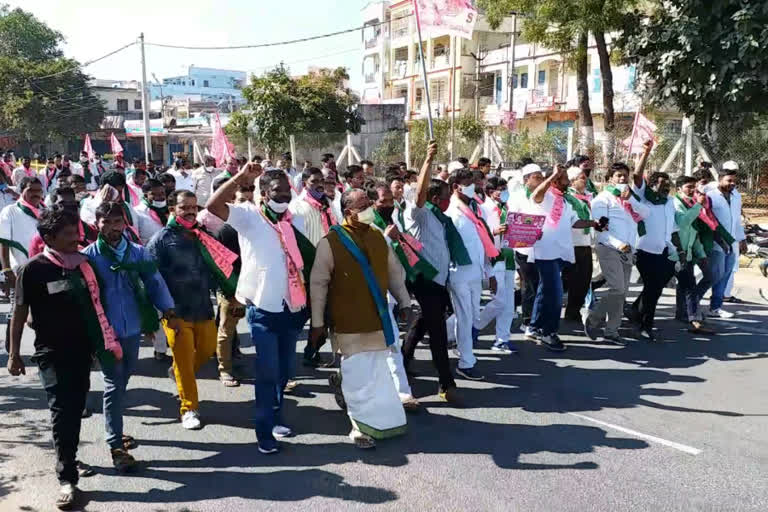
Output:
(150, 66), (247, 104)
(361, 1), (648, 143)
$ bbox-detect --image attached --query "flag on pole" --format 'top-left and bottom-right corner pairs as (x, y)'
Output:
(83, 134), (95, 160)
(193, 140), (205, 165)
(623, 112), (657, 155)
(110, 133), (124, 155)
(413, 0), (477, 40)
(210, 113), (235, 167)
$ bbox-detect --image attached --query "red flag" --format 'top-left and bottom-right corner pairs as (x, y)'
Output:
(110, 133), (124, 155)
(83, 134), (95, 160)
(210, 113), (235, 167)
(413, 0), (477, 40)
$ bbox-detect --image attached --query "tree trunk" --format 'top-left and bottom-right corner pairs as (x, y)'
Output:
(594, 30), (615, 163)
(575, 31), (594, 157)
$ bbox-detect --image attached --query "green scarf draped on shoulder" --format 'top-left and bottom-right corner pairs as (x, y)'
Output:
(564, 189), (592, 234)
(373, 209), (438, 283)
(96, 235), (160, 334)
(585, 178), (598, 195)
(675, 194), (735, 253)
(65, 263), (116, 368)
(491, 201), (515, 271)
(261, 204), (316, 286)
(425, 201), (472, 266)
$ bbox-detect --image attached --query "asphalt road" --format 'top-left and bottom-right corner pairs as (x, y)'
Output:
(1, 269), (767, 511)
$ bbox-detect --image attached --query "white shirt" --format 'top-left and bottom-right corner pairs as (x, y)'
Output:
(134, 201), (165, 245)
(11, 167), (39, 187)
(80, 196), (138, 228)
(0, 203), (39, 271)
(530, 189), (579, 263)
(227, 201), (300, 312)
(591, 188), (650, 251)
(707, 187), (746, 252)
(446, 196), (488, 277)
(289, 191), (332, 246)
(632, 181), (677, 255)
(167, 169), (197, 192)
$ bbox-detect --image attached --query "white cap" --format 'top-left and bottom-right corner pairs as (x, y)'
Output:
(447, 161), (464, 173)
(521, 163), (543, 178)
(722, 160), (739, 171)
(567, 166), (584, 181)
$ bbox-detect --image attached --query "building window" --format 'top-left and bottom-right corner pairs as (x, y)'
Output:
(134, 99), (142, 110)
(538, 70), (546, 86)
(204, 80), (209, 87)
(117, 99), (128, 112)
(190, 80), (195, 86)
(519, 73), (528, 89)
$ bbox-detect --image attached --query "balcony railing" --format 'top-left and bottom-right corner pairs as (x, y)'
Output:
(431, 54), (450, 69)
(393, 62), (408, 79)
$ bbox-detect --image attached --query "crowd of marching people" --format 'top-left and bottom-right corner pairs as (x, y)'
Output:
(0, 140), (749, 509)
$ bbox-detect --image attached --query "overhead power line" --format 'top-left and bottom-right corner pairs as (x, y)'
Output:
(146, 13), (412, 50)
(27, 41), (137, 81)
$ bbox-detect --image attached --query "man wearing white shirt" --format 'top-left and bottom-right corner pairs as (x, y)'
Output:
(290, 167), (338, 246)
(11, 157), (38, 187)
(706, 163), (746, 319)
(585, 162), (651, 345)
(388, 175), (409, 233)
(445, 168), (495, 381)
(207, 165), (310, 454)
(629, 160), (678, 341)
(530, 166), (600, 351)
(507, 164), (545, 335)
(168, 158), (197, 192)
(192, 156), (219, 207)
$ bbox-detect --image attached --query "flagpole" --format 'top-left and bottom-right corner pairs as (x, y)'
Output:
(626, 107), (641, 162)
(412, 0), (435, 140)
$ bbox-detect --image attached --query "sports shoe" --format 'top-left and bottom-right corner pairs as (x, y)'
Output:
(524, 326), (541, 341)
(456, 366), (485, 381)
(539, 334), (567, 352)
(439, 386), (465, 407)
(638, 328), (658, 342)
(154, 351), (172, 363)
(491, 341), (511, 354)
(689, 321), (715, 335)
(583, 316), (599, 341)
(272, 425), (293, 438)
(111, 448), (138, 473)
(258, 439), (280, 454)
(57, 483), (78, 510)
(603, 334), (626, 346)
(401, 396), (422, 412)
(181, 411), (202, 430)
(708, 308), (734, 319)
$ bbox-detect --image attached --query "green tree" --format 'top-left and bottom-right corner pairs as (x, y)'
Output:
(405, 115), (485, 165)
(0, 6), (105, 142)
(500, 128), (569, 164)
(229, 64), (362, 156)
(477, 0), (638, 161)
(619, 0), (768, 151)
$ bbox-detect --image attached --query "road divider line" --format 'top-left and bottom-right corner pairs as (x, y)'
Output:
(569, 413), (702, 455)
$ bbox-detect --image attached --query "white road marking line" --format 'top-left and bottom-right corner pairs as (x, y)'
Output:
(569, 413), (702, 455)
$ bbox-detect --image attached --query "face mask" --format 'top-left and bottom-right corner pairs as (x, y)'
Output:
(308, 188), (326, 202)
(500, 190), (510, 203)
(378, 206), (394, 223)
(80, 157), (88, 163)
(152, 200), (167, 208)
(268, 199), (289, 213)
(614, 183), (628, 192)
(438, 197), (451, 212)
(355, 206), (376, 225)
(459, 183), (475, 197)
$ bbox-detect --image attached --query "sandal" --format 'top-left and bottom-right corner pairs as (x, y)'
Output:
(77, 460), (95, 478)
(56, 483), (77, 510)
(284, 380), (298, 392)
(401, 397), (422, 412)
(220, 374), (240, 387)
(122, 434), (138, 450)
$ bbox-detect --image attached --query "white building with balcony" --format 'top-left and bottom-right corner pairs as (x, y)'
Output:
(361, 1), (653, 141)
(149, 66), (247, 105)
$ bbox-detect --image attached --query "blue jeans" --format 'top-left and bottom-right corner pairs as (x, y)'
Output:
(102, 335), (141, 449)
(709, 249), (735, 311)
(247, 305), (304, 445)
(531, 259), (564, 336)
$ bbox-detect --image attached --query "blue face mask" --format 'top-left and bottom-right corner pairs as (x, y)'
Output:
(500, 190), (509, 203)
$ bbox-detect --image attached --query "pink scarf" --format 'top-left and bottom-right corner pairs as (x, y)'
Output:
(455, 200), (500, 258)
(304, 193), (338, 234)
(546, 187), (566, 228)
(18, 197), (41, 218)
(174, 215), (239, 279)
(126, 182), (141, 207)
(685, 193), (719, 231)
(400, 232), (425, 267)
(259, 208), (306, 311)
(619, 197), (643, 223)
(42, 247), (123, 360)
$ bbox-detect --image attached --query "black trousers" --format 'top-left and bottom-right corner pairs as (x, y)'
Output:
(36, 353), (91, 485)
(562, 246), (593, 320)
(516, 251), (539, 325)
(402, 275), (456, 392)
(633, 249), (676, 329)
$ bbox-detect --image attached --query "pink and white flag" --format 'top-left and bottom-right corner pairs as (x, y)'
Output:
(210, 113), (235, 167)
(623, 112), (658, 155)
(83, 134), (95, 160)
(413, 0), (477, 40)
(110, 133), (124, 155)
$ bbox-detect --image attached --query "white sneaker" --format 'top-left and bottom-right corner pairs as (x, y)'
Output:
(181, 411), (202, 430)
(272, 425), (293, 438)
(708, 308), (734, 319)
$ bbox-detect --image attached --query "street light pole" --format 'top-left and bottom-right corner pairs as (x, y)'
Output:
(139, 33), (152, 164)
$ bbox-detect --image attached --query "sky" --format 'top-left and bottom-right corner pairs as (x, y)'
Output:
(9, 0), (369, 91)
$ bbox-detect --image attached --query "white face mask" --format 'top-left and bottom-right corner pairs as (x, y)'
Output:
(460, 183), (476, 197)
(355, 206), (376, 225)
(614, 183), (628, 192)
(268, 199), (289, 213)
(152, 200), (167, 208)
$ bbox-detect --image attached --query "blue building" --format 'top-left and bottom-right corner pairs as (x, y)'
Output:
(150, 66), (247, 104)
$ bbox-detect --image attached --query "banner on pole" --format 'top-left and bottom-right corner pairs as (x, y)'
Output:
(110, 133), (124, 155)
(623, 112), (657, 155)
(413, 0), (477, 40)
(83, 134), (95, 159)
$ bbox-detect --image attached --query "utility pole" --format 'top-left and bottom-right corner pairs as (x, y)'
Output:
(507, 14), (517, 124)
(139, 33), (152, 164)
(450, 35), (457, 160)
